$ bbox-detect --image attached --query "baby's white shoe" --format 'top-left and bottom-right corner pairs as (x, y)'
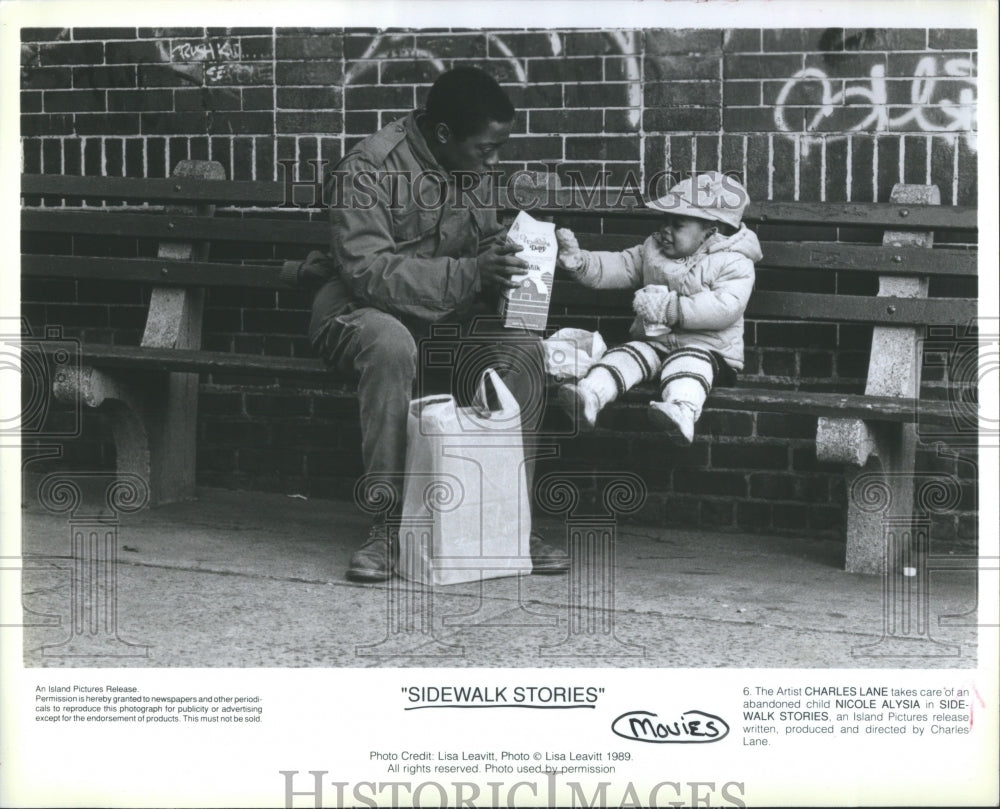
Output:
(558, 383), (601, 432)
(649, 399), (697, 445)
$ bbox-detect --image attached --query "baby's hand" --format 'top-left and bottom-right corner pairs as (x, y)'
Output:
(632, 284), (678, 326)
(556, 228), (584, 272)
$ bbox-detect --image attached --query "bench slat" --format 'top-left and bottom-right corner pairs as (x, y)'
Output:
(22, 209), (326, 245)
(23, 252), (974, 326)
(54, 342), (330, 377)
(573, 236), (977, 276)
(535, 197), (977, 230)
(22, 255), (286, 288)
(22, 174), (978, 231)
(550, 285), (975, 325)
(23, 210), (978, 277)
(40, 342), (958, 426)
(758, 241), (976, 275)
(22, 246), (977, 290)
(624, 386), (956, 426)
(747, 290), (976, 325)
(22, 173), (292, 206)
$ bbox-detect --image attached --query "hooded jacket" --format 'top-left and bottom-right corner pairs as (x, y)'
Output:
(566, 225), (761, 371)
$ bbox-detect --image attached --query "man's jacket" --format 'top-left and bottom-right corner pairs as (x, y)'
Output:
(281, 111), (505, 328)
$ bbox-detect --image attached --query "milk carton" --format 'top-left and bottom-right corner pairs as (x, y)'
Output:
(497, 211), (556, 332)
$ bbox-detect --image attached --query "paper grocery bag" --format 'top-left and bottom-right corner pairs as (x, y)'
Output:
(542, 327), (607, 381)
(399, 369), (532, 586)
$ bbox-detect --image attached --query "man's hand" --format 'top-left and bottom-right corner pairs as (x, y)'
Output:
(556, 228), (584, 272)
(477, 240), (529, 289)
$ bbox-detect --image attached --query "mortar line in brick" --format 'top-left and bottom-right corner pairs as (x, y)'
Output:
(793, 135), (800, 202)
(271, 28), (278, 182)
(898, 135), (906, 188)
(741, 135), (748, 189)
(846, 134), (852, 202)
(767, 133), (773, 200)
(639, 43), (651, 170)
(820, 136), (826, 202)
(923, 133), (932, 185)
(952, 135), (960, 206)
(871, 133), (879, 203)
(716, 44), (724, 175)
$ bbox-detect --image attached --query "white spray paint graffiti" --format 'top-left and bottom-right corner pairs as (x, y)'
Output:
(343, 35), (446, 86)
(344, 31), (641, 129)
(170, 40), (243, 62)
(608, 30), (641, 129)
(154, 35), (271, 87)
(484, 34), (528, 85)
(774, 56), (977, 156)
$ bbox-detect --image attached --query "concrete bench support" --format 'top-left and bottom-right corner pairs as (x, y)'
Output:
(817, 183), (939, 574)
(53, 160), (224, 506)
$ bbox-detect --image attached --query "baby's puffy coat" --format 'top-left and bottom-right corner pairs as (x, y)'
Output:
(567, 225), (760, 371)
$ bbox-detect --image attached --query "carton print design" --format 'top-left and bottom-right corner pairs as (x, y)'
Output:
(525, 235), (550, 254)
(499, 211), (556, 331)
(510, 271), (554, 303)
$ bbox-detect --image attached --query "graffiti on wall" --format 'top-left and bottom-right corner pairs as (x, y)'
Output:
(774, 56), (977, 156)
(344, 31), (642, 129)
(170, 39), (242, 62)
(155, 36), (273, 87)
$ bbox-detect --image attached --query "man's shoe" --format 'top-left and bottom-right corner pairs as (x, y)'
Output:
(346, 522), (395, 582)
(648, 399), (697, 445)
(529, 534), (570, 574)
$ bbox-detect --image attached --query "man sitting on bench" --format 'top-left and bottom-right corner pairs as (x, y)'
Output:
(288, 66), (570, 582)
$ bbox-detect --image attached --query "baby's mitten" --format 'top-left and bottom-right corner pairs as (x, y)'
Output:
(632, 285), (678, 326)
(556, 228), (584, 272)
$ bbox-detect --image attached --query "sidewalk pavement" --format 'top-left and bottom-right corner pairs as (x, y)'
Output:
(19, 486), (978, 669)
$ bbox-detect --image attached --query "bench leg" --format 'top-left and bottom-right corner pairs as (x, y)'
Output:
(53, 365), (196, 506)
(841, 425), (917, 575)
(817, 183), (938, 574)
(818, 418), (917, 575)
(145, 370), (199, 505)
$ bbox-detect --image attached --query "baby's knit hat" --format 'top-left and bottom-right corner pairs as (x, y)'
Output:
(648, 171), (750, 229)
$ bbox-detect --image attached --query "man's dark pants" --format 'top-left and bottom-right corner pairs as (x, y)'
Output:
(311, 303), (548, 515)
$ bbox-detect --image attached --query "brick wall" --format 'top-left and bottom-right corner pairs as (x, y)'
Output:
(20, 28), (978, 200)
(19, 27), (980, 551)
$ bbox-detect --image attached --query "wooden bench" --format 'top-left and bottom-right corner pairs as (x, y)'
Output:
(21, 163), (978, 574)
(545, 188), (977, 574)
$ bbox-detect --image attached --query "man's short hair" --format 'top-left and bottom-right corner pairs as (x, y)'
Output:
(425, 66), (515, 141)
